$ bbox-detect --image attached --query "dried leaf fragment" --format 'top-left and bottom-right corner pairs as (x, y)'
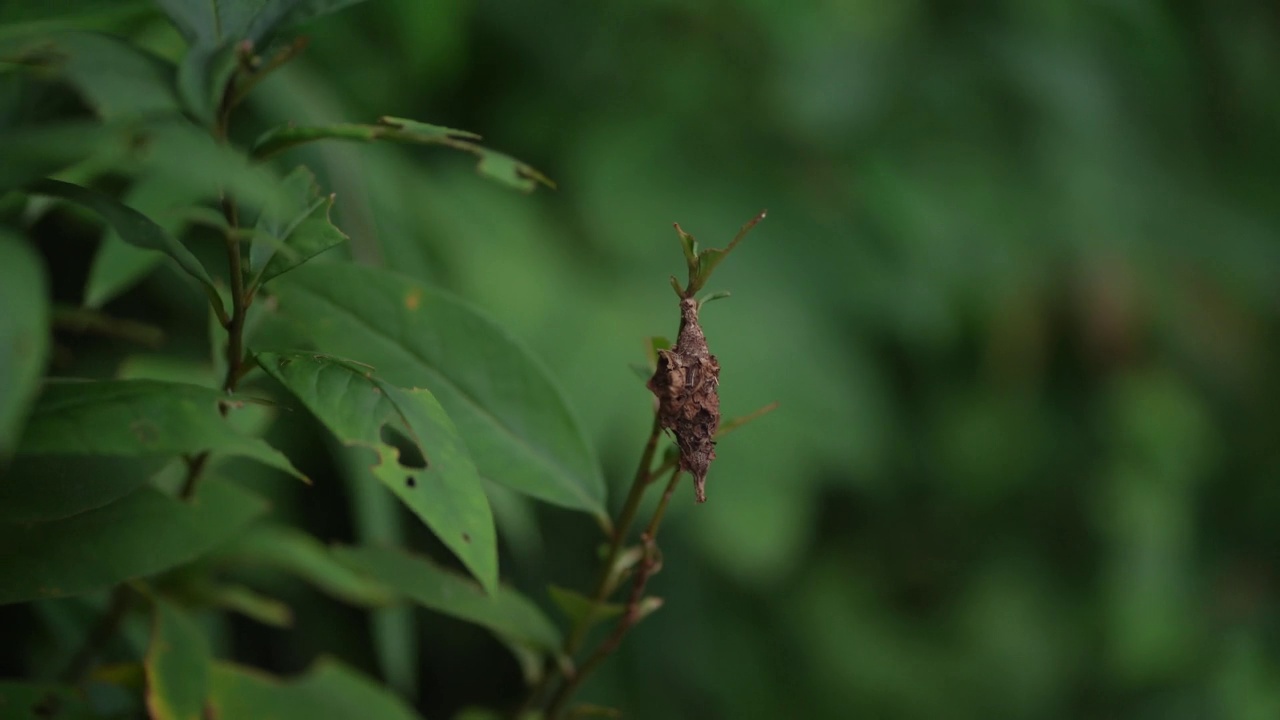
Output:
(647, 298), (720, 502)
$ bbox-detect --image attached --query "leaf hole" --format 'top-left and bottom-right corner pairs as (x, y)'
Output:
(405, 476), (417, 488)
(461, 532), (471, 543)
(381, 424), (428, 470)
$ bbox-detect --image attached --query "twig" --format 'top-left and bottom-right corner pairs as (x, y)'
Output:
(51, 306), (165, 348)
(518, 412), (664, 714)
(544, 526), (666, 718)
(59, 585), (135, 683)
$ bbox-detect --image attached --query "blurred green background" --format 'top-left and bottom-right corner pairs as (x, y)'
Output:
(10, 1), (1280, 718)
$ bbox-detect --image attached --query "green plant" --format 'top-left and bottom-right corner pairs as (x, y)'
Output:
(0, 3), (770, 718)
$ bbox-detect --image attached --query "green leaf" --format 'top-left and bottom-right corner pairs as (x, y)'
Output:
(547, 584), (623, 632)
(28, 179), (224, 315)
(136, 122), (289, 213)
(176, 39), (237, 126)
(0, 233), (49, 457)
(0, 480), (267, 604)
(278, 0), (372, 29)
(2, 31), (180, 120)
(16, 379), (307, 482)
(335, 443), (418, 699)
(250, 116), (553, 192)
(0, 682), (95, 720)
(212, 523), (395, 606)
(145, 599), (210, 720)
(273, 264), (605, 516)
(0, 2), (151, 39)
(249, 166), (348, 288)
(208, 658), (422, 720)
(200, 583), (293, 627)
(84, 175), (207, 308)
(256, 351), (497, 590)
(155, 0), (302, 45)
(0, 455), (169, 523)
(0, 122), (122, 193)
(332, 545), (562, 653)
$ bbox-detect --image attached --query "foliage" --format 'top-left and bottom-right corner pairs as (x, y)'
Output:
(0, 2), (768, 718)
(5, 1), (1280, 719)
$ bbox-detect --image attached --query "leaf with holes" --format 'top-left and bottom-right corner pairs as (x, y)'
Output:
(272, 263), (605, 518)
(249, 116), (553, 192)
(255, 351), (497, 592)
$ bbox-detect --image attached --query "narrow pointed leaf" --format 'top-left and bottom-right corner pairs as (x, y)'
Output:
(0, 122), (121, 193)
(0, 233), (49, 456)
(0, 455), (169, 523)
(0, 480), (267, 604)
(16, 380), (307, 481)
(85, 174), (208, 308)
(213, 523), (394, 606)
(145, 599), (211, 720)
(272, 264), (604, 516)
(208, 658), (423, 720)
(256, 351), (497, 591)
(28, 179), (222, 312)
(249, 116), (553, 191)
(547, 584), (623, 632)
(332, 545), (561, 652)
(201, 583), (293, 627)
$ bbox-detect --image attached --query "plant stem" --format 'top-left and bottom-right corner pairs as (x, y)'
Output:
(566, 411), (662, 655)
(544, 473), (673, 720)
(517, 412), (664, 716)
(220, 194), (246, 394)
(59, 585), (134, 683)
(51, 306), (165, 347)
(644, 466), (683, 540)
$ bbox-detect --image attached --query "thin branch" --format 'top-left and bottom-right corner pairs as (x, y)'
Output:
(519, 411), (665, 714)
(51, 306), (164, 348)
(59, 585), (135, 683)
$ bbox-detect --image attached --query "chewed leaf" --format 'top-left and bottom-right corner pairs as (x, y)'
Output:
(272, 264), (605, 517)
(249, 116), (554, 192)
(16, 379), (307, 482)
(255, 351), (497, 592)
